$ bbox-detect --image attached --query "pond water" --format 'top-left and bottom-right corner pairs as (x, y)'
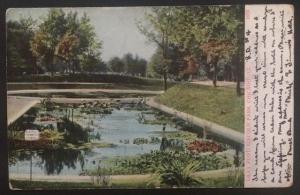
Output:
(9, 102), (242, 177)
(9, 103), (189, 176)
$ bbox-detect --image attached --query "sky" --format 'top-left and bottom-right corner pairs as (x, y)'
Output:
(6, 7), (157, 62)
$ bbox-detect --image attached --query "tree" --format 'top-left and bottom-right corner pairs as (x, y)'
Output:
(55, 33), (80, 74)
(108, 57), (125, 73)
(122, 53), (147, 76)
(7, 18), (37, 76)
(199, 6), (243, 91)
(147, 49), (164, 78)
(31, 9), (67, 76)
(138, 7), (176, 91)
(147, 45), (183, 79)
(30, 9), (102, 75)
(80, 53), (107, 73)
(145, 6), (244, 93)
(77, 13), (103, 72)
(200, 39), (234, 87)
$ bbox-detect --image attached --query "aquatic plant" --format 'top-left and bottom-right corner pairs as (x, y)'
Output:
(105, 151), (233, 175)
(187, 140), (225, 153)
(133, 137), (148, 145)
(84, 161), (111, 187)
(150, 160), (202, 187)
(149, 136), (160, 144)
(40, 97), (55, 111)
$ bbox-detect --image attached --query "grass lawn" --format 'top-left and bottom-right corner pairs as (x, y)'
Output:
(156, 83), (244, 132)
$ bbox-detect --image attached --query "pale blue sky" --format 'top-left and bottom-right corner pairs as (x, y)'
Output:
(6, 7), (156, 62)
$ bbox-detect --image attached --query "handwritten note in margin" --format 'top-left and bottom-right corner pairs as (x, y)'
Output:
(244, 4), (294, 188)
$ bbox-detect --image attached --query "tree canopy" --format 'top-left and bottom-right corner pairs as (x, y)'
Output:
(7, 8), (103, 77)
(7, 17), (37, 76)
(108, 53), (147, 76)
(139, 5), (244, 93)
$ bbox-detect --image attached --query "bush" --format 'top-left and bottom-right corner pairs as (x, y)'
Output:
(152, 160), (202, 187)
(8, 73), (165, 86)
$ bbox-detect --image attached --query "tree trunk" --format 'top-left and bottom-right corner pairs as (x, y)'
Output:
(48, 54), (54, 77)
(50, 63), (54, 77)
(213, 63), (217, 87)
(162, 30), (168, 91)
(163, 70), (167, 91)
(72, 60), (75, 74)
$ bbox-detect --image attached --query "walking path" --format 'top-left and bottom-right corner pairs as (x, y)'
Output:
(7, 96), (143, 125)
(146, 97), (244, 145)
(7, 88), (164, 95)
(191, 80), (244, 89)
(7, 88), (162, 125)
(9, 167), (243, 183)
(7, 96), (39, 125)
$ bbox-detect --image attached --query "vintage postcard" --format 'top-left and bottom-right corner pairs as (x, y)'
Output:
(6, 4), (294, 189)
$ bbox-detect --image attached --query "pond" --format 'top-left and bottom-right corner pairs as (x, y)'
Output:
(8, 101), (241, 177)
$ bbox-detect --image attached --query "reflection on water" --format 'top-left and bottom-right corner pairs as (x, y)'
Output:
(37, 148), (85, 175)
(10, 148), (85, 175)
(9, 103), (184, 176)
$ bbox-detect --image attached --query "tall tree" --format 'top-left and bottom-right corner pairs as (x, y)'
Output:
(30, 9), (102, 75)
(31, 8), (67, 76)
(55, 33), (80, 74)
(137, 7), (176, 91)
(122, 53), (147, 76)
(144, 6), (244, 93)
(7, 18), (36, 76)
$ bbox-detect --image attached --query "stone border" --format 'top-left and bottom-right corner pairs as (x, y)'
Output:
(146, 97), (244, 145)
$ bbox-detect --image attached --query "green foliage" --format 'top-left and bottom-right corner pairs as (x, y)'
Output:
(139, 6), (244, 90)
(146, 47), (183, 78)
(26, 8), (103, 75)
(152, 160), (202, 187)
(40, 97), (55, 111)
(122, 53), (147, 76)
(225, 167), (244, 187)
(7, 18), (37, 76)
(40, 129), (64, 141)
(108, 57), (125, 73)
(55, 32), (80, 67)
(133, 137), (148, 145)
(104, 150), (232, 175)
(108, 53), (147, 76)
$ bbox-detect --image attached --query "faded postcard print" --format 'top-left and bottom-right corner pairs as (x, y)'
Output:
(6, 5), (293, 189)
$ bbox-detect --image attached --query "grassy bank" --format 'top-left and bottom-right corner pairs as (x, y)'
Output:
(156, 83), (244, 132)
